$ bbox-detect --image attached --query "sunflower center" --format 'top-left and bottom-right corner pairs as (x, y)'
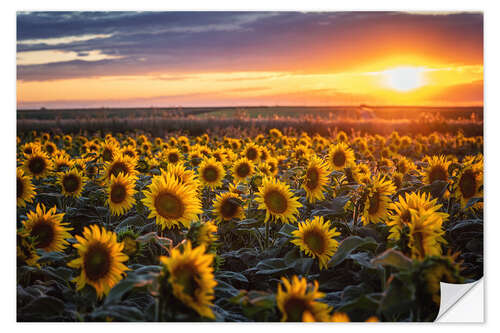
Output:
(63, 174), (80, 193)
(397, 162), (408, 174)
(31, 221), (54, 249)
(246, 148), (258, 160)
(459, 169), (477, 199)
(175, 265), (198, 297)
(264, 190), (288, 214)
(110, 184), (127, 204)
(168, 153), (179, 163)
(24, 147), (33, 155)
(84, 242), (112, 281)
(17, 177), (24, 198)
(110, 162), (129, 177)
(401, 209), (411, 224)
(236, 163), (251, 178)
(45, 144), (55, 154)
(368, 192), (381, 215)
(284, 297), (308, 322)
(220, 198), (239, 219)
(428, 166), (448, 183)
(28, 157), (46, 175)
(332, 151), (346, 167)
(102, 148), (113, 162)
(305, 168), (319, 190)
(303, 230), (326, 253)
(202, 166), (219, 183)
(154, 192), (185, 219)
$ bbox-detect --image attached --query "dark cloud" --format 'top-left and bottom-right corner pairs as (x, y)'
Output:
(17, 11), (483, 82)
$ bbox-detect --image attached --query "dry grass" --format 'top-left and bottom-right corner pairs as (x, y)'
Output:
(17, 113), (483, 137)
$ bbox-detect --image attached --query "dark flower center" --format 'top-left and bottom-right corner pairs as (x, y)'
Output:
(284, 297), (308, 322)
(28, 156), (46, 175)
(63, 174), (80, 193)
(264, 190), (288, 214)
(332, 151), (346, 167)
(459, 169), (477, 199)
(203, 166), (219, 183)
(368, 192), (381, 215)
(155, 192), (184, 219)
(220, 198), (239, 219)
(303, 230), (326, 253)
(31, 221), (55, 249)
(84, 242), (112, 281)
(246, 148), (258, 160)
(428, 166), (448, 183)
(17, 177), (24, 198)
(236, 163), (251, 178)
(110, 184), (127, 203)
(305, 168), (319, 190)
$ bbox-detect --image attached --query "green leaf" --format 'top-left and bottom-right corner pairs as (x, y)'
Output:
(328, 236), (377, 268)
(277, 223), (298, 238)
(371, 248), (413, 270)
(215, 271), (249, 284)
(115, 215), (145, 232)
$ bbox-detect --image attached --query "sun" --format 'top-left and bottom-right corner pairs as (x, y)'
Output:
(383, 66), (425, 92)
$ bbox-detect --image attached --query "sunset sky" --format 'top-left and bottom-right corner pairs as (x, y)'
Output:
(16, 11), (483, 109)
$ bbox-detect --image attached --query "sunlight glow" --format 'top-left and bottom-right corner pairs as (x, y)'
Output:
(383, 66), (426, 92)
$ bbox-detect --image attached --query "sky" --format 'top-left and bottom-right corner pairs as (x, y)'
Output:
(16, 11), (483, 109)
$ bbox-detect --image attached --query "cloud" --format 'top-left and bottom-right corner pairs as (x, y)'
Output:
(17, 11), (483, 82)
(17, 49), (123, 66)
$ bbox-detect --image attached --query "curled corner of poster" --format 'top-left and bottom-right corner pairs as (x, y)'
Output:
(435, 278), (484, 323)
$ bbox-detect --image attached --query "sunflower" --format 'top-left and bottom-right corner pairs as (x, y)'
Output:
(422, 155), (450, 184)
(255, 177), (302, 224)
(17, 230), (40, 268)
(196, 221), (218, 248)
(232, 157), (254, 183)
(395, 156), (414, 175)
(142, 173), (202, 230)
(20, 142), (39, 156)
(100, 140), (119, 162)
(189, 150), (204, 167)
(53, 153), (73, 172)
(17, 168), (36, 208)
(330, 312), (351, 322)
(291, 216), (341, 270)
(198, 157), (225, 189)
(102, 154), (138, 181)
(159, 241), (217, 319)
(43, 141), (58, 156)
(388, 192), (448, 241)
(164, 147), (183, 165)
(362, 175), (396, 225)
(22, 147), (52, 179)
(454, 162), (483, 208)
(407, 210), (447, 259)
(302, 156), (330, 203)
(276, 276), (331, 322)
(121, 145), (138, 160)
(212, 191), (245, 223)
(106, 173), (137, 216)
(57, 169), (87, 198)
(422, 256), (463, 304)
(117, 230), (142, 258)
(243, 143), (261, 162)
(22, 204), (72, 252)
(164, 164), (200, 191)
(68, 225), (129, 299)
(327, 143), (355, 171)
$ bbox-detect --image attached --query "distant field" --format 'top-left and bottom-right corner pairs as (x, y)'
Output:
(17, 105), (483, 121)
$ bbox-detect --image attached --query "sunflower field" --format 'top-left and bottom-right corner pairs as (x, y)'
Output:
(16, 128), (483, 322)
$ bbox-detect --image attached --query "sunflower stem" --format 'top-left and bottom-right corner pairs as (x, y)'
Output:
(265, 221), (270, 248)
